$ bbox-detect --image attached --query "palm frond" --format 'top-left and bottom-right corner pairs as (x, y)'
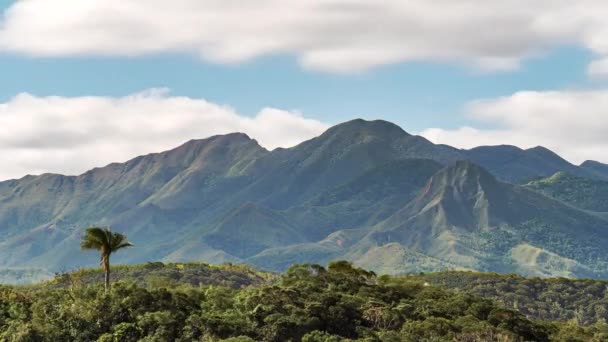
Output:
(110, 232), (133, 251)
(79, 226), (133, 291)
(80, 227), (110, 250)
(81, 226), (134, 253)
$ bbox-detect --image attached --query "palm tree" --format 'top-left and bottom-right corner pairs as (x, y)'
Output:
(80, 227), (133, 291)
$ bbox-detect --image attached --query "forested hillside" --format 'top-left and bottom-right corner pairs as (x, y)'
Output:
(2, 262), (608, 341)
(525, 172), (608, 212)
(407, 271), (608, 326)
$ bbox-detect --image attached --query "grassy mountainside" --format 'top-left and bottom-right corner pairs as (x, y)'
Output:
(0, 120), (463, 273)
(378, 162), (608, 277)
(0, 133), (268, 270)
(2, 262), (607, 341)
(236, 119), (462, 210)
(283, 158), (444, 241)
(526, 171), (608, 212)
(1, 118), (608, 280)
(270, 161), (608, 278)
(203, 202), (307, 259)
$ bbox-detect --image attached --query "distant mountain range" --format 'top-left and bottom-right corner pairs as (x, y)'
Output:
(1, 119), (607, 279)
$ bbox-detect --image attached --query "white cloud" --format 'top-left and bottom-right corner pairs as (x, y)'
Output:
(588, 58), (608, 77)
(0, 89), (329, 180)
(0, 1), (607, 74)
(420, 90), (608, 164)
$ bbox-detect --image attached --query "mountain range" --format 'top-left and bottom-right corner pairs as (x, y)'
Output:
(1, 119), (607, 279)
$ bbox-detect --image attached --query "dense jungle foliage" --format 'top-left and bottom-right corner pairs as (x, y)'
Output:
(408, 271), (608, 326)
(1, 262), (608, 341)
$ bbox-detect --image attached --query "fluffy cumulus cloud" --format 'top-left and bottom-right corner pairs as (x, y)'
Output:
(0, 89), (329, 180)
(420, 90), (608, 164)
(0, 0), (607, 74)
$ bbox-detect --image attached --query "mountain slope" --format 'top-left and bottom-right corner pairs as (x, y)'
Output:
(1, 119), (608, 280)
(0, 120), (461, 272)
(0, 133), (268, 270)
(463, 145), (592, 183)
(284, 158), (444, 240)
(526, 172), (608, 212)
(250, 160), (608, 278)
(361, 161), (608, 277)
(203, 202), (307, 258)
(581, 160), (608, 180)
(238, 119), (463, 209)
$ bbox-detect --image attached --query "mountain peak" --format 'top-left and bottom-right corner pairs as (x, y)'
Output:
(168, 132), (264, 158)
(182, 132), (258, 148)
(581, 160), (606, 168)
(376, 160), (513, 241)
(408, 160), (503, 220)
(525, 146), (566, 160)
(322, 119), (410, 139)
(468, 144), (523, 153)
(464, 144), (584, 182)
(579, 160), (608, 180)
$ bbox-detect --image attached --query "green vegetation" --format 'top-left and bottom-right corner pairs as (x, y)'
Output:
(359, 161), (608, 278)
(3, 261), (608, 341)
(406, 271), (608, 326)
(2, 120), (608, 340)
(2, 119), (608, 280)
(47, 262), (273, 290)
(0, 120), (462, 274)
(526, 172), (608, 212)
(80, 227), (134, 291)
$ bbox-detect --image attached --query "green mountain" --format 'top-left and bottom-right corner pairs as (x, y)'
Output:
(1, 119), (608, 280)
(236, 119), (462, 210)
(581, 160), (608, 180)
(526, 172), (608, 212)
(463, 145), (593, 183)
(285, 158), (444, 240)
(0, 133), (268, 270)
(203, 202), (307, 258)
(248, 161), (608, 278)
(348, 161), (608, 278)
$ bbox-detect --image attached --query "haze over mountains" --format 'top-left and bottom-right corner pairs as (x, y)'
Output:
(1, 119), (608, 280)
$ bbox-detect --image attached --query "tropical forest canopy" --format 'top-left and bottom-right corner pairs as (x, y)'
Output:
(1, 261), (607, 341)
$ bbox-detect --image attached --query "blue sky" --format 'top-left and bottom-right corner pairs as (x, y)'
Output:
(0, 47), (599, 131)
(0, 0), (607, 178)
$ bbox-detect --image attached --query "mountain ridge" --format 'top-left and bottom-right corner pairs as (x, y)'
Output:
(360, 160), (608, 277)
(1, 118), (607, 279)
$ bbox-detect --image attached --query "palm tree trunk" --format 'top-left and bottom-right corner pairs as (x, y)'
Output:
(103, 254), (111, 292)
(105, 267), (110, 291)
